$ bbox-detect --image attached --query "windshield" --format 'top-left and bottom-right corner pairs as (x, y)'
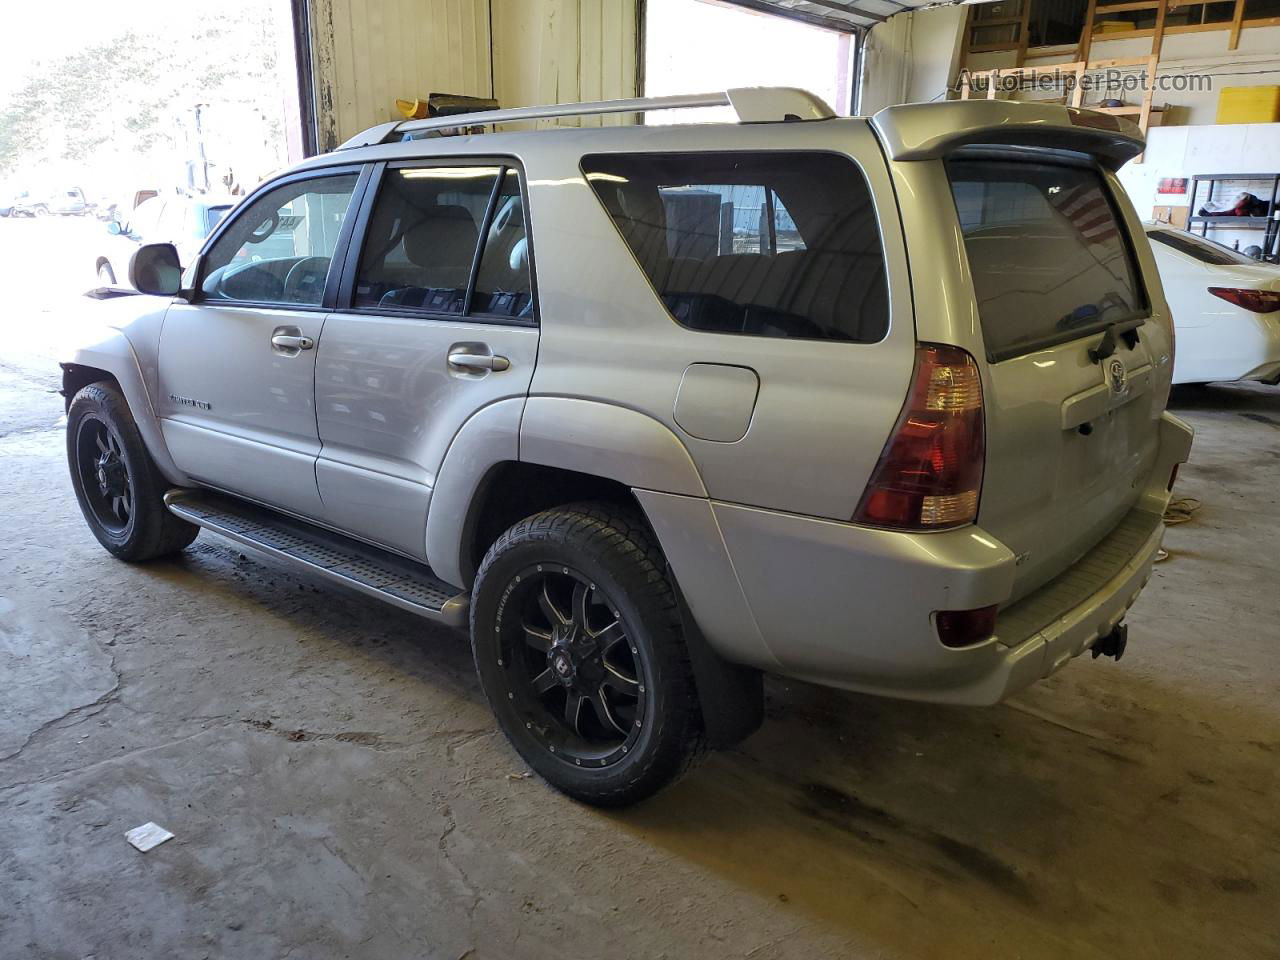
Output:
(948, 158), (1146, 361)
(205, 205), (232, 236)
(1147, 228), (1259, 266)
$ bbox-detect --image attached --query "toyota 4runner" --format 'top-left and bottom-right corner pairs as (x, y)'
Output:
(61, 88), (1193, 806)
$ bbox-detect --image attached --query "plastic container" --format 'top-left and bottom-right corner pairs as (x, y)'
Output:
(1217, 86), (1280, 125)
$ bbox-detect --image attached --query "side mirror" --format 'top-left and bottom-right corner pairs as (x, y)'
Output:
(106, 220), (123, 235)
(129, 243), (182, 297)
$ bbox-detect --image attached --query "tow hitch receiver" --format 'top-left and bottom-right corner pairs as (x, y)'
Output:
(1092, 623), (1129, 661)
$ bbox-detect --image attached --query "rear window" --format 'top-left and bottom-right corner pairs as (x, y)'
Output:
(1147, 228), (1257, 266)
(581, 151), (889, 343)
(948, 158), (1146, 361)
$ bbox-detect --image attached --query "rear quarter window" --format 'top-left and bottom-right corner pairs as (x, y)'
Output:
(948, 158), (1147, 361)
(581, 151), (889, 343)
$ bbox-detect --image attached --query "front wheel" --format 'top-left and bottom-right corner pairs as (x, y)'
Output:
(471, 504), (704, 806)
(66, 382), (198, 561)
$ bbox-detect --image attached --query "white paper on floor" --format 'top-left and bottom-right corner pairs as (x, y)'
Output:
(125, 822), (174, 852)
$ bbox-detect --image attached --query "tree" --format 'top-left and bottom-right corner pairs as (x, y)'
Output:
(0, 1), (289, 192)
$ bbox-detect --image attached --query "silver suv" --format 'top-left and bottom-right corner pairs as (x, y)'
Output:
(60, 88), (1193, 806)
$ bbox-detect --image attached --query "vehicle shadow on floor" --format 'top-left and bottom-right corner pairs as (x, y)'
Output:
(125, 398), (1279, 960)
(154, 534), (1278, 959)
(611, 667), (1278, 958)
(1168, 380), (1280, 418)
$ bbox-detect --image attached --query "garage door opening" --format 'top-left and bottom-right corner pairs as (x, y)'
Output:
(643, 0), (859, 123)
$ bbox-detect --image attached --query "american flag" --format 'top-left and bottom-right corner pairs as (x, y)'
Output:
(1045, 181), (1120, 245)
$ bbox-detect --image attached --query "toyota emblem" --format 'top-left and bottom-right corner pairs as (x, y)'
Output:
(1107, 358), (1128, 395)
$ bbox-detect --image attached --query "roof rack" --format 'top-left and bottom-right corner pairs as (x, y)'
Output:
(338, 87), (836, 150)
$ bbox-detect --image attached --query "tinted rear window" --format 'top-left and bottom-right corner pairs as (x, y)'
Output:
(1147, 228), (1257, 266)
(948, 159), (1146, 361)
(581, 152), (889, 343)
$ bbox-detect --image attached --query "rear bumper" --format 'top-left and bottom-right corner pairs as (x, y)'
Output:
(639, 412), (1194, 707)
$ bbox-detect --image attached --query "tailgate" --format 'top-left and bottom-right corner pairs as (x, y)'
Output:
(947, 155), (1167, 602)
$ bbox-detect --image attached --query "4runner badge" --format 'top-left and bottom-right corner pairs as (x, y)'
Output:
(1107, 358), (1128, 395)
(169, 394), (212, 410)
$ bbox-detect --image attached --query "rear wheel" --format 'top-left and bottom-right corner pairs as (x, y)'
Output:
(471, 504), (704, 806)
(66, 382), (198, 561)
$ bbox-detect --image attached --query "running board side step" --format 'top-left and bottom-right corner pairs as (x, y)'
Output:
(164, 490), (469, 626)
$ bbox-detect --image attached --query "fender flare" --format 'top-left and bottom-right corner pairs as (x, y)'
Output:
(519, 397), (707, 497)
(426, 396), (708, 589)
(63, 329), (191, 487)
(426, 398), (526, 589)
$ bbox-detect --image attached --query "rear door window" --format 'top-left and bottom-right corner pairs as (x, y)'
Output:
(352, 164), (534, 321)
(948, 158), (1146, 361)
(581, 151), (889, 343)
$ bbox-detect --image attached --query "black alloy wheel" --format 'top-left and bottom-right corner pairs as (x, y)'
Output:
(471, 504), (705, 806)
(501, 565), (645, 766)
(66, 381), (199, 560)
(74, 415), (134, 533)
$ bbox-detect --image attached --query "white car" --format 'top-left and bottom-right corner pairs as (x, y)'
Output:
(96, 194), (237, 287)
(1145, 225), (1280, 385)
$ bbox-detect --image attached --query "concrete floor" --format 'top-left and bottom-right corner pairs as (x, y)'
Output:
(2, 224), (1278, 960)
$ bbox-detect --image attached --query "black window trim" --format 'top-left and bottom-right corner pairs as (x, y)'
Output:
(946, 146), (1152, 365)
(334, 156), (539, 329)
(578, 148), (892, 346)
(191, 162), (369, 313)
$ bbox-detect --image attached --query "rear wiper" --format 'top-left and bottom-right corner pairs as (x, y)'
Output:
(1088, 316), (1144, 364)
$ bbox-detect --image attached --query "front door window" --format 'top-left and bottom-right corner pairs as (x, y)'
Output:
(200, 174), (359, 306)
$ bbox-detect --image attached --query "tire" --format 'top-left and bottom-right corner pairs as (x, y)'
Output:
(66, 382), (198, 561)
(98, 262), (116, 285)
(471, 503), (705, 806)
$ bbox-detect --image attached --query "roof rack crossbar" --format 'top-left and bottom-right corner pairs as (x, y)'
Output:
(338, 87), (836, 150)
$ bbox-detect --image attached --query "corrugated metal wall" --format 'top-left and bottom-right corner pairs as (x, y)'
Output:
(308, 0), (640, 149)
(309, 0), (493, 150)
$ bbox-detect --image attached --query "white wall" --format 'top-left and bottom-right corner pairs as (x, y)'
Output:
(309, 0), (639, 148)
(1119, 122), (1280, 251)
(858, 6), (966, 115)
(309, 0), (493, 150)
(491, 0), (639, 123)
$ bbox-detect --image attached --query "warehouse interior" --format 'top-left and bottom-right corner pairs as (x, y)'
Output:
(1, 0), (1278, 957)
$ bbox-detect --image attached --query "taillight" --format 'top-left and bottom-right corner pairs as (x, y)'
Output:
(1207, 287), (1280, 313)
(935, 605), (999, 648)
(854, 343), (985, 530)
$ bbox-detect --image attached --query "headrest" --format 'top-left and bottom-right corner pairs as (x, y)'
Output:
(403, 204), (478, 269)
(509, 236), (529, 273)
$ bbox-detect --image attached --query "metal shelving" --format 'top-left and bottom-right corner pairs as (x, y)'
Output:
(1186, 173), (1280, 258)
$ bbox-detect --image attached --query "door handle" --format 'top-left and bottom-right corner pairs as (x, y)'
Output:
(448, 352), (510, 372)
(272, 334), (314, 351)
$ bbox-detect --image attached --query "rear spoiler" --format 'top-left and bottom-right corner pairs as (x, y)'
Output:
(870, 100), (1145, 170)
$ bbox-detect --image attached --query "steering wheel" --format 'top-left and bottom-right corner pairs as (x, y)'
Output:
(282, 256), (330, 303)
